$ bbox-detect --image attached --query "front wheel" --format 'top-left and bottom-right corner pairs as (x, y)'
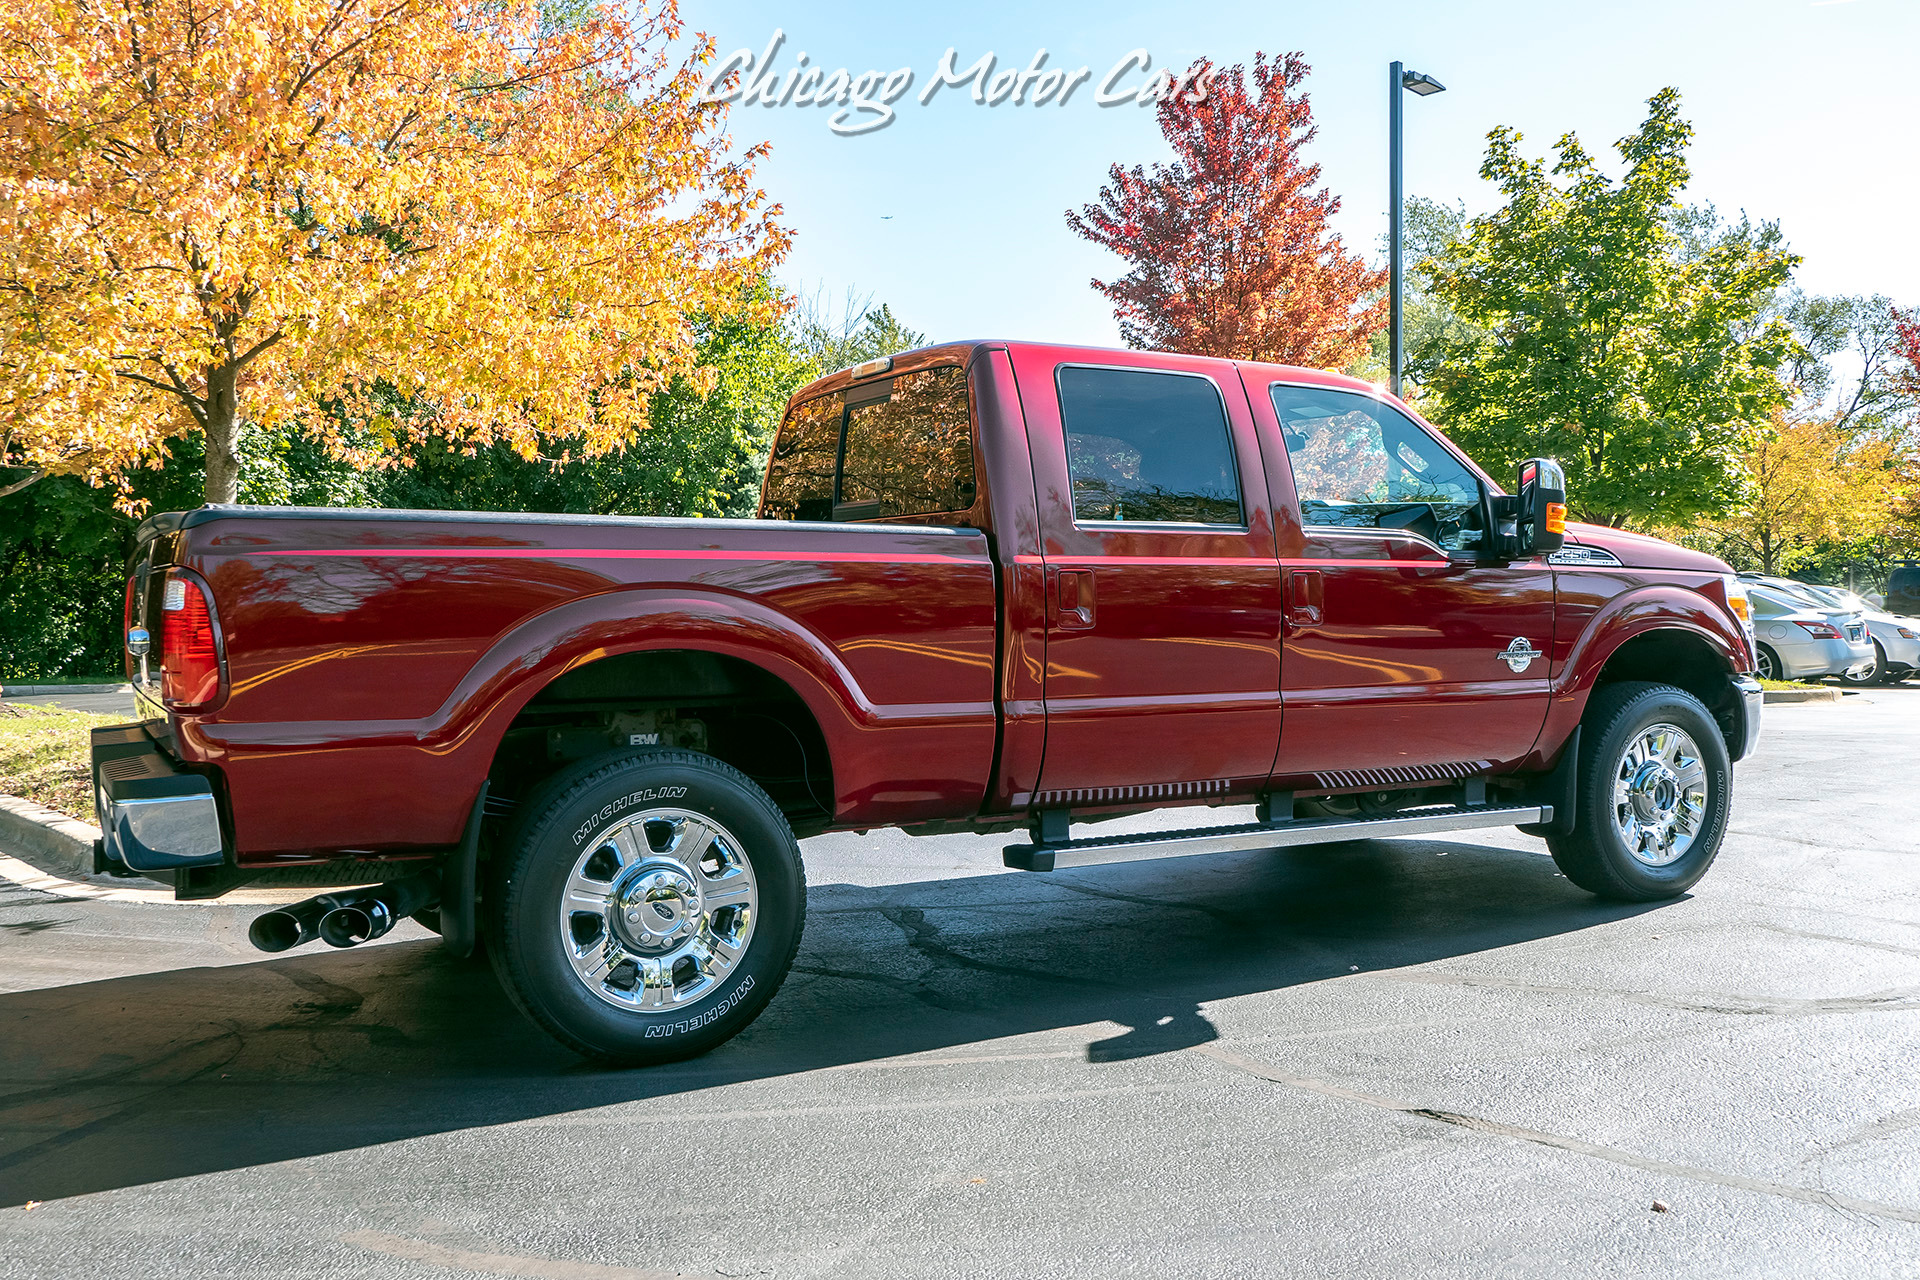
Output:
(1546, 682), (1732, 902)
(488, 750), (805, 1065)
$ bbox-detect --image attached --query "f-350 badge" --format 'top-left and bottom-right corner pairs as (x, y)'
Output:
(1500, 637), (1543, 673)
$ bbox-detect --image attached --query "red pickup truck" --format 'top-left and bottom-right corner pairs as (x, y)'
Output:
(95, 340), (1762, 1064)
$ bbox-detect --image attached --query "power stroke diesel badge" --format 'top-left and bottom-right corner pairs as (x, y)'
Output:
(1500, 637), (1543, 673)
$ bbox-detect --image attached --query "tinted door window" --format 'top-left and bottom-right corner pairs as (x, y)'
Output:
(1058, 367), (1242, 525)
(762, 391), (843, 521)
(839, 367), (975, 519)
(1272, 385), (1484, 551)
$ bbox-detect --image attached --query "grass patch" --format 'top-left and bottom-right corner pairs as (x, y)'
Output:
(0, 676), (126, 687)
(1759, 678), (1826, 692)
(0, 701), (120, 823)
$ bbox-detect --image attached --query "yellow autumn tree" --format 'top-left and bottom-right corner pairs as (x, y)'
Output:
(1, 0), (788, 504)
(1704, 411), (1903, 574)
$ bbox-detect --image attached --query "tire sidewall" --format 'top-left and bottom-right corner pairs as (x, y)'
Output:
(1584, 689), (1732, 897)
(493, 752), (803, 1062)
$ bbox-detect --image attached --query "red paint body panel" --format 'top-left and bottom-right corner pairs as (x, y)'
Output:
(129, 340), (1752, 870)
(1007, 345), (1282, 804)
(171, 515), (998, 858)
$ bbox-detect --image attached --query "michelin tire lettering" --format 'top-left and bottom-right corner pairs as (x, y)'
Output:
(643, 975), (757, 1038)
(572, 787), (690, 845)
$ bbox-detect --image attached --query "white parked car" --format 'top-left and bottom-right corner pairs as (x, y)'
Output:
(1786, 582), (1920, 685)
(1743, 583), (1876, 683)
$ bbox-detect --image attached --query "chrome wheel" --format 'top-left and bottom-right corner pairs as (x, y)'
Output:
(558, 808), (758, 1011)
(1755, 646), (1778, 681)
(1611, 723), (1708, 868)
(1842, 643), (1882, 686)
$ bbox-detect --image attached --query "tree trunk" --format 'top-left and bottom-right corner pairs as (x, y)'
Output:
(202, 364), (241, 505)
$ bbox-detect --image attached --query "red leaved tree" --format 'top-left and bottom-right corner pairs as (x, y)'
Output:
(1896, 308), (1920, 396)
(1067, 53), (1385, 368)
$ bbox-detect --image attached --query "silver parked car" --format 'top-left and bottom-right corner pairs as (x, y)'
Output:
(1787, 582), (1920, 685)
(1745, 584), (1875, 682)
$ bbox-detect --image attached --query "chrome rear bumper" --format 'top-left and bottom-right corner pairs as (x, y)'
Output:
(90, 725), (225, 873)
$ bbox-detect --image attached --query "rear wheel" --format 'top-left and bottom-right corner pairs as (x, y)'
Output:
(488, 750), (804, 1065)
(1843, 643), (1882, 687)
(1546, 682), (1732, 902)
(1755, 645), (1781, 681)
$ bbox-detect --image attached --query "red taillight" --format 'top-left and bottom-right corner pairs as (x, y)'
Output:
(1794, 621), (1841, 640)
(160, 571), (221, 706)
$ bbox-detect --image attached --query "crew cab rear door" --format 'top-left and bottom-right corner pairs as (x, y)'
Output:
(1010, 348), (1283, 806)
(1248, 375), (1554, 786)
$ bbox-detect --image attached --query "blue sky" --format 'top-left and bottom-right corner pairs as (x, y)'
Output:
(679, 0), (1916, 348)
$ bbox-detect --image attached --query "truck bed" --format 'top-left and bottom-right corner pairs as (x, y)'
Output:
(132, 506), (999, 861)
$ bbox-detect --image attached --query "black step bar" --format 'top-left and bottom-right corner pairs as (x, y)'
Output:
(1002, 803), (1553, 872)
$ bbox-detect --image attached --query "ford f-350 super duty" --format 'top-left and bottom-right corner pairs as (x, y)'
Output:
(95, 341), (1762, 1063)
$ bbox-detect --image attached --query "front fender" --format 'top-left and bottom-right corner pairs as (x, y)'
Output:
(1526, 581), (1751, 769)
(1555, 584), (1749, 702)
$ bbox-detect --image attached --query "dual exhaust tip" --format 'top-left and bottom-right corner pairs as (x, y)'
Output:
(248, 873), (438, 953)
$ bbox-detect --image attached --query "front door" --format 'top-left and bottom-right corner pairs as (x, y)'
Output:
(1012, 350), (1283, 808)
(1247, 377), (1555, 788)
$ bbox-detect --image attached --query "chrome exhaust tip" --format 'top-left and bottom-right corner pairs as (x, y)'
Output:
(247, 897), (330, 953)
(248, 873), (439, 953)
(318, 901), (391, 948)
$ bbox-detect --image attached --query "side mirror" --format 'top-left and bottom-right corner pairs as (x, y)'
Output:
(1517, 458), (1566, 556)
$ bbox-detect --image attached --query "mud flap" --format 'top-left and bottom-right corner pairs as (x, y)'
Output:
(440, 782), (487, 959)
(1517, 727), (1579, 837)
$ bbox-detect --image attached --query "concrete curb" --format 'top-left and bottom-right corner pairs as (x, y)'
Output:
(0, 792), (100, 878)
(2, 683), (132, 695)
(1764, 687), (1842, 704)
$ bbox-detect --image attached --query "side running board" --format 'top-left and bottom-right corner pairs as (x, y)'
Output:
(1002, 803), (1553, 872)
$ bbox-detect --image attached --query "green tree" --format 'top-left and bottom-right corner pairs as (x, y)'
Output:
(377, 282), (814, 520)
(371, 286), (929, 520)
(1359, 196), (1487, 389)
(1423, 90), (1799, 528)
(0, 426), (367, 678)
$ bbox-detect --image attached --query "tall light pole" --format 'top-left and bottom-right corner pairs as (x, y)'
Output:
(1389, 62), (1445, 399)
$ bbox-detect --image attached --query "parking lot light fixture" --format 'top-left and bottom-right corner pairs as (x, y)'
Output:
(1390, 62), (1447, 397)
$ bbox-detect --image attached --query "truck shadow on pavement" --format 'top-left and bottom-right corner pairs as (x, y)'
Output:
(0, 836), (1662, 1206)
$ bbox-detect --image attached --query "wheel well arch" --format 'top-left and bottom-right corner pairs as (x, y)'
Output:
(1591, 628), (1742, 758)
(485, 648), (836, 835)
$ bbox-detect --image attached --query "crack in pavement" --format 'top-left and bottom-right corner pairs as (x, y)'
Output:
(1384, 969), (1920, 1017)
(1748, 922), (1920, 960)
(1811, 1107), (1920, 1159)
(874, 905), (1110, 989)
(1189, 1043), (1920, 1225)
(342, 1228), (708, 1279)
(1042, 877), (1246, 925)
(790, 962), (965, 1011)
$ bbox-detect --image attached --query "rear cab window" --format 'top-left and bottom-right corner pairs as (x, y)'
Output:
(1056, 366), (1243, 526)
(762, 366), (976, 523)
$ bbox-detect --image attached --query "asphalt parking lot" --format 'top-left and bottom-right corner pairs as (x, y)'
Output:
(3, 690), (1919, 1278)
